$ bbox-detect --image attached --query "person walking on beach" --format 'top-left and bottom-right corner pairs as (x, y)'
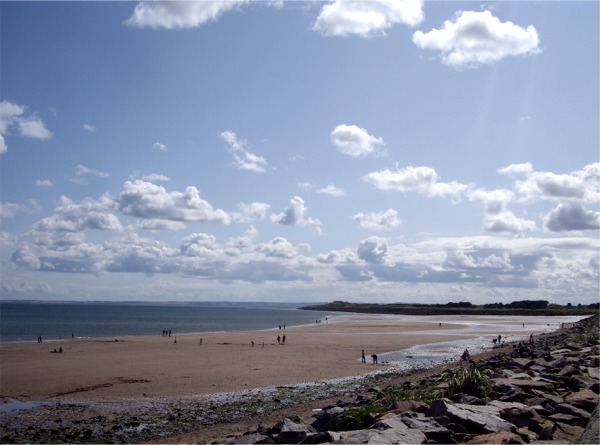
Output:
(361, 349), (366, 363)
(282, 335), (286, 344)
(277, 335), (281, 344)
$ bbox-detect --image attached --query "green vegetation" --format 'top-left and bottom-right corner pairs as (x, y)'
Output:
(302, 299), (599, 316)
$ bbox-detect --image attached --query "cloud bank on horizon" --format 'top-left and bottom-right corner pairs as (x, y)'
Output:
(1, 1), (598, 305)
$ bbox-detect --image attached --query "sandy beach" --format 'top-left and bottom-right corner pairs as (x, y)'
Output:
(0, 314), (562, 403)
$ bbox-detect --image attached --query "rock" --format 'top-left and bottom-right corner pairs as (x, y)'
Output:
(500, 406), (544, 430)
(229, 433), (275, 444)
(554, 403), (591, 421)
(565, 389), (598, 412)
(492, 378), (555, 392)
(467, 430), (525, 444)
(553, 422), (585, 443)
(428, 399), (515, 435)
(549, 412), (586, 428)
(276, 418), (316, 444)
(311, 407), (344, 432)
(579, 403), (599, 445)
(331, 426), (427, 444)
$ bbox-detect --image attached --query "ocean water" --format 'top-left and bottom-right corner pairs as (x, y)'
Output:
(0, 302), (335, 343)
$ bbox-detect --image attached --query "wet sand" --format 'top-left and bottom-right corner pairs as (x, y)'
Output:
(0, 314), (556, 404)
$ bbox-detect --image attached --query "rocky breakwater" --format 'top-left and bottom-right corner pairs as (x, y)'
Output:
(228, 315), (599, 444)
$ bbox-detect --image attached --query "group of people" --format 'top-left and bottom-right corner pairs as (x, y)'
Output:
(361, 349), (378, 365)
(162, 329), (172, 337)
(277, 334), (286, 344)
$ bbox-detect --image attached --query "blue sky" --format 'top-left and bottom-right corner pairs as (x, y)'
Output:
(1, 0), (598, 304)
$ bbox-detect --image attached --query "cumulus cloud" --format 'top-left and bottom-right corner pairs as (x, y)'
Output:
(484, 211), (537, 234)
(545, 203), (600, 232)
(299, 182), (345, 197)
(75, 164), (109, 178)
(232, 202), (270, 223)
(220, 130), (268, 173)
(363, 165), (470, 199)
(353, 209), (402, 231)
(512, 163), (600, 203)
(0, 100), (52, 153)
(330, 124), (385, 157)
(119, 180), (231, 224)
(468, 188), (514, 214)
(357, 236), (388, 264)
(313, 0), (424, 37)
(125, 0), (249, 29)
(83, 123), (96, 132)
(0, 202), (30, 219)
(141, 173), (171, 182)
(413, 10), (540, 68)
(270, 196), (321, 227)
(31, 195), (123, 236)
(153, 142), (167, 152)
(35, 179), (54, 188)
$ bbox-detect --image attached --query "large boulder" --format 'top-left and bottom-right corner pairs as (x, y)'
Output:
(428, 399), (514, 435)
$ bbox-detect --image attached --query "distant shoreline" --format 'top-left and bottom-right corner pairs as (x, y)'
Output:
(301, 300), (599, 317)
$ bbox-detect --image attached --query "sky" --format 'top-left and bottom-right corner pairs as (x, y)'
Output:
(0, 0), (598, 305)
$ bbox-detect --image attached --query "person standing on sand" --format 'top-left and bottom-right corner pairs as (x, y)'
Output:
(282, 335), (286, 344)
(371, 354), (378, 365)
(361, 349), (366, 363)
(277, 335), (280, 344)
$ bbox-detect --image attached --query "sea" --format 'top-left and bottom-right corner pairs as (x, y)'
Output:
(0, 301), (336, 343)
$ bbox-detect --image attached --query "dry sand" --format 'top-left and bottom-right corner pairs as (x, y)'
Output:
(0, 315), (552, 404)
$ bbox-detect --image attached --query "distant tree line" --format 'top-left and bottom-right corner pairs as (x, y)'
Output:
(303, 299), (599, 316)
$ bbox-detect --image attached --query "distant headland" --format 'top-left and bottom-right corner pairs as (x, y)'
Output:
(301, 299), (599, 317)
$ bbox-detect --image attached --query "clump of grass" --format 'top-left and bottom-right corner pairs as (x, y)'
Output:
(334, 400), (385, 431)
(442, 364), (491, 399)
(575, 331), (600, 344)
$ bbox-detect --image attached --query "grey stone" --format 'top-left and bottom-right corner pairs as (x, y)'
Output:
(553, 422), (585, 443)
(276, 418), (316, 444)
(548, 413), (586, 428)
(579, 403), (599, 445)
(427, 399), (514, 435)
(554, 403), (592, 421)
(493, 377), (555, 392)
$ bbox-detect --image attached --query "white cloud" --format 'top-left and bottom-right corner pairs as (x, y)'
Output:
(0, 202), (29, 219)
(119, 180), (231, 224)
(153, 142), (168, 152)
(353, 209), (402, 231)
(544, 203), (600, 232)
(298, 182), (345, 197)
(28, 194), (123, 249)
(317, 184), (345, 197)
(35, 179), (54, 188)
(75, 164), (109, 178)
(363, 165), (470, 199)
(513, 163), (600, 203)
(313, 0), (424, 37)
(357, 236), (388, 264)
(270, 196), (321, 227)
(468, 188), (514, 214)
(330, 124), (385, 157)
(232, 202), (271, 223)
(413, 10), (540, 68)
(125, 0), (249, 29)
(0, 100), (52, 153)
(141, 173), (171, 183)
(498, 162), (533, 176)
(83, 123), (96, 132)
(220, 130), (268, 173)
(483, 211), (537, 234)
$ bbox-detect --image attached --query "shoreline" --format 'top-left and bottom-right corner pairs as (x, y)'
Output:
(0, 314), (586, 443)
